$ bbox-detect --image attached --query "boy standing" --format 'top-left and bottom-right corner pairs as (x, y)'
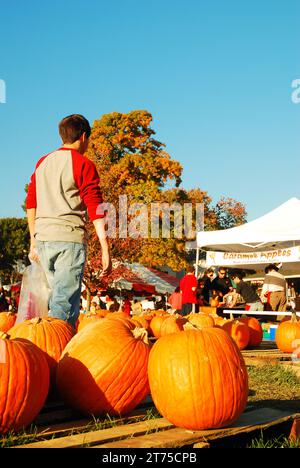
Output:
(26, 114), (111, 328)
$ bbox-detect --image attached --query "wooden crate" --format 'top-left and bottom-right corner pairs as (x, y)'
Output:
(10, 403), (300, 449)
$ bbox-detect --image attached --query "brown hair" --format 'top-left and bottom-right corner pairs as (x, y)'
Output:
(59, 114), (91, 143)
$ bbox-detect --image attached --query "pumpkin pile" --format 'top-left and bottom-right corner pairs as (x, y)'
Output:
(0, 306), (267, 435)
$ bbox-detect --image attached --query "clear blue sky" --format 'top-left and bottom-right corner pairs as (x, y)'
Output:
(0, 0), (299, 222)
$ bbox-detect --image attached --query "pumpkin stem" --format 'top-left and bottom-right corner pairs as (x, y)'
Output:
(183, 322), (198, 331)
(291, 312), (298, 322)
(132, 327), (149, 345)
(31, 317), (42, 324)
(230, 313), (234, 320)
(0, 331), (10, 340)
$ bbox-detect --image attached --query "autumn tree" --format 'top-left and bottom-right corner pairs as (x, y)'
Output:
(214, 196), (247, 230)
(84, 111), (184, 287)
(84, 110), (247, 291)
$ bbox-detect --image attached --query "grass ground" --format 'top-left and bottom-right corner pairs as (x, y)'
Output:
(247, 364), (300, 413)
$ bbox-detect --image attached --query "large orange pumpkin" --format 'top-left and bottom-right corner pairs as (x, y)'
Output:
(222, 317), (250, 350)
(9, 317), (75, 386)
(0, 332), (49, 434)
(239, 316), (263, 347)
(0, 312), (16, 332)
(148, 328), (248, 430)
(56, 318), (151, 416)
(275, 314), (300, 353)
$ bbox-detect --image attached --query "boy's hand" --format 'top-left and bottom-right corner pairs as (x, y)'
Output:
(100, 252), (112, 277)
(28, 244), (40, 263)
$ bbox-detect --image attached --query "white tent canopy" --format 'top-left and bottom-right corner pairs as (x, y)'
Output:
(197, 198), (300, 252)
(196, 198), (300, 278)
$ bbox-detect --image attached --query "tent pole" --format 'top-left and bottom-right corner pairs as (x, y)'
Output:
(195, 246), (200, 279)
(192, 246), (201, 314)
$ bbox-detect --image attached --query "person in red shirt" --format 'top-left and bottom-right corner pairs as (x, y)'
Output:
(180, 266), (198, 316)
(167, 286), (182, 313)
(123, 297), (132, 317)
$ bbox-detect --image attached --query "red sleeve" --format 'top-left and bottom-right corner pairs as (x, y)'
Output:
(26, 155), (48, 209)
(26, 172), (37, 209)
(72, 151), (105, 221)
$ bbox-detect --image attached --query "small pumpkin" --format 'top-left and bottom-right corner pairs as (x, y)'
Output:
(160, 315), (187, 336)
(0, 312), (17, 332)
(239, 316), (263, 347)
(131, 315), (150, 331)
(149, 315), (168, 338)
(275, 313), (300, 353)
(188, 312), (215, 329)
(77, 312), (105, 332)
(222, 315), (250, 350)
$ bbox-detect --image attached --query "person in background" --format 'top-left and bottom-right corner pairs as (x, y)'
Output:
(122, 295), (132, 317)
(131, 299), (143, 316)
(201, 268), (215, 305)
(92, 290), (106, 309)
(211, 268), (232, 300)
(167, 286), (182, 313)
(222, 286), (237, 307)
(261, 264), (287, 314)
(107, 297), (119, 312)
(0, 286), (8, 312)
(155, 295), (167, 311)
(230, 272), (264, 311)
(180, 265), (198, 316)
(90, 300), (98, 313)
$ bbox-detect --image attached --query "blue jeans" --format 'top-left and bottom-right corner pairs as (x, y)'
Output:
(36, 241), (86, 328)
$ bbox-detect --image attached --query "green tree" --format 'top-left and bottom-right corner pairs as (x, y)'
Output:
(0, 218), (30, 284)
